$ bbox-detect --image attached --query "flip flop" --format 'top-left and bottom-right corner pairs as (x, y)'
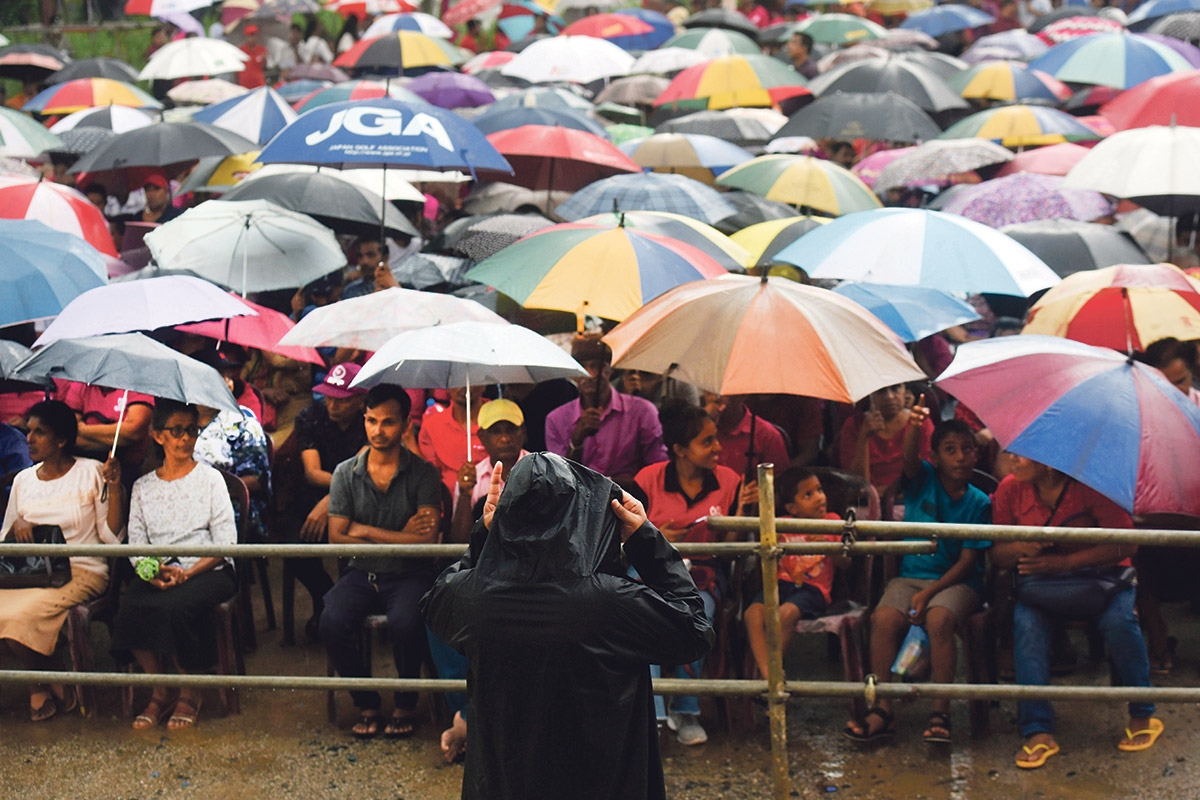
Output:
(352, 712), (383, 739)
(923, 712), (951, 745)
(843, 707), (895, 743)
(1016, 741), (1060, 769)
(1118, 718), (1164, 752)
(384, 713), (417, 739)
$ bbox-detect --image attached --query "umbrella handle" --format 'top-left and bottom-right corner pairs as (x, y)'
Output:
(101, 389), (129, 503)
(465, 379), (472, 464)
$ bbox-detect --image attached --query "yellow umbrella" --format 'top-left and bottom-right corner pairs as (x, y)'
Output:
(730, 215), (830, 268)
(180, 150), (262, 194)
(715, 155), (882, 216)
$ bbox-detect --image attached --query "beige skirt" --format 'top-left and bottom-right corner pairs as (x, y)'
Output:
(0, 569), (108, 655)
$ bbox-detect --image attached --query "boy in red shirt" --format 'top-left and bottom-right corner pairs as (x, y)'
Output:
(238, 24), (267, 89)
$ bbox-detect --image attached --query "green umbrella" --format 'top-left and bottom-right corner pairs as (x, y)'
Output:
(0, 106), (64, 158)
(605, 123), (656, 146)
(793, 13), (888, 46)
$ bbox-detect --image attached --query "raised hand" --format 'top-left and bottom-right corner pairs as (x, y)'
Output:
(482, 461), (503, 529)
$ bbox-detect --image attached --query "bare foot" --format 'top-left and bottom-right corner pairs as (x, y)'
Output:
(441, 711), (467, 764)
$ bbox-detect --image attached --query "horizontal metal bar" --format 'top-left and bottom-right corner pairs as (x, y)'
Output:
(710, 516), (1200, 546)
(1, 670), (1194, 703)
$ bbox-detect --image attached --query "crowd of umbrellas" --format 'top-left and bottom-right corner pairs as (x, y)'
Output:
(2, 0), (1200, 518)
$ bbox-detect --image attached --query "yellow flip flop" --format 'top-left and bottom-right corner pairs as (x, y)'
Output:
(1118, 718), (1164, 752)
(1016, 741), (1060, 769)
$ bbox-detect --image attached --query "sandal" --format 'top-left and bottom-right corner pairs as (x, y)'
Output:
(133, 696), (175, 730)
(30, 689), (58, 723)
(51, 685), (78, 716)
(384, 712), (417, 739)
(1118, 718), (1164, 752)
(1016, 740), (1060, 769)
(352, 711), (383, 739)
(923, 712), (951, 744)
(167, 697), (201, 731)
(843, 707), (895, 743)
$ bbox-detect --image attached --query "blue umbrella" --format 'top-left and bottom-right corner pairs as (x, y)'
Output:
(901, 5), (996, 37)
(471, 104), (609, 138)
(192, 86), (298, 147)
(554, 172), (737, 224)
(611, 8), (677, 51)
(497, 1), (565, 42)
(0, 219), (107, 328)
(1128, 0), (1200, 29)
(1028, 33), (1192, 90)
(256, 98), (512, 176)
(831, 282), (981, 343)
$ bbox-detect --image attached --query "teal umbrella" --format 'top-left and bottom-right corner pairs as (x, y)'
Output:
(0, 219), (106, 328)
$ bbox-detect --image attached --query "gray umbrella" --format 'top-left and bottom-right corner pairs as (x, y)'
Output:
(391, 252), (474, 290)
(11, 333), (240, 414)
(595, 76), (671, 108)
(1148, 11), (1200, 42)
(774, 91), (942, 143)
(46, 57), (138, 85)
(455, 214), (555, 261)
(47, 127), (116, 157)
(656, 110), (775, 146)
(683, 10), (761, 39)
(67, 122), (255, 175)
(713, 191), (797, 235)
(1000, 219), (1151, 278)
(0, 340), (48, 394)
(807, 58), (969, 114)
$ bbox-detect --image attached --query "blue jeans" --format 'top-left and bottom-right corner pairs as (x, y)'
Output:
(1013, 586), (1154, 737)
(653, 589), (716, 720)
(426, 627), (467, 720)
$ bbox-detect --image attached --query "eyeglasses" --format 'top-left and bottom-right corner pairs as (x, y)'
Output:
(162, 425), (201, 439)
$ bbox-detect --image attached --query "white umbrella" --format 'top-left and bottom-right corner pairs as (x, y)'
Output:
(630, 47), (711, 76)
(1061, 124), (1200, 218)
(167, 78), (248, 106)
(350, 320), (588, 459)
(243, 163), (426, 203)
(34, 275), (255, 347)
(138, 38), (249, 81)
(501, 36), (635, 84)
(145, 199), (345, 296)
(49, 106), (157, 134)
(278, 287), (508, 352)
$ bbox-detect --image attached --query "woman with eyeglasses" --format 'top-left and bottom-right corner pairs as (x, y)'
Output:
(110, 400), (237, 731)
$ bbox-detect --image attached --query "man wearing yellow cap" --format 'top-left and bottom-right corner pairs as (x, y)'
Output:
(451, 399), (529, 545)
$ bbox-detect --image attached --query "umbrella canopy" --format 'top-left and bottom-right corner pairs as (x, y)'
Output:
(661, 27), (762, 57)
(389, 251), (473, 290)
(0, 175), (118, 257)
(13, 332), (240, 415)
(481, 125), (641, 193)
(256, 98), (513, 176)
(176, 294), (323, 365)
(166, 78), (248, 107)
(462, 50), (517, 75)
(278, 286), (507, 351)
(351, 320), (587, 391)
(682, 8), (761, 37)
(574, 209), (751, 273)
(1061, 124), (1200, 216)
(938, 104), (1103, 147)
(1099, 70), (1200, 130)
(453, 213), (556, 261)
(656, 109), (776, 147)
(47, 127), (117, 160)
(964, 29), (1050, 62)
(714, 154), (883, 217)
(293, 79), (425, 113)
(463, 181), (571, 216)
(942, 172), (1116, 229)
(995, 141), (1091, 177)
(0, 219), (107, 328)
(285, 63), (351, 83)
(500, 35), (635, 84)
(490, 86), (595, 113)
(49, 106), (156, 134)
(595, 75), (672, 108)
(712, 190), (799, 235)
(464, 222), (731, 321)
(617, 133), (755, 184)
(1001, 219), (1151, 277)
(935, 334), (1200, 516)
(1022, 263), (1200, 351)
(144, 200), (346, 295)
(808, 57), (969, 114)
(246, 163), (445, 198)
(46, 57), (137, 85)
(363, 11), (455, 38)
(471, 104), (609, 138)
(191, 86), (298, 146)
(1147, 10), (1200, 40)
(0, 107), (64, 159)
(947, 60), (1072, 102)
(631, 47), (712, 75)
(1028, 33), (1192, 89)
(774, 91), (942, 143)
(604, 274), (925, 400)
(406, 71), (495, 109)
(1129, 0), (1200, 28)
(795, 14), (888, 45)
(560, 13), (670, 51)
(137, 38), (248, 81)
(654, 54), (810, 111)
(176, 151), (263, 194)
(24, 78), (160, 115)
(872, 138), (1013, 194)
(332, 31), (466, 72)
(220, 170), (419, 239)
(32, 275), (255, 347)
(554, 172), (736, 224)
(729, 216), (830, 267)
(0, 43), (67, 82)
(1029, 6), (1100, 34)
(900, 5), (995, 37)
(68, 121), (256, 176)
(832, 281), (982, 342)
(773, 207), (1060, 296)
(497, 1), (566, 41)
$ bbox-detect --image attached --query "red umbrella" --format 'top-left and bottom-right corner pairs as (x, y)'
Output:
(481, 125), (643, 194)
(561, 13), (655, 41)
(176, 294), (324, 365)
(1099, 70), (1200, 131)
(0, 175), (117, 257)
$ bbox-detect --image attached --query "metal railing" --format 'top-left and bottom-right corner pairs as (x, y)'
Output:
(4, 464), (1200, 799)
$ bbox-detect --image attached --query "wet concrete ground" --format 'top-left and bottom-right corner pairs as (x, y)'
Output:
(4, 577), (1200, 800)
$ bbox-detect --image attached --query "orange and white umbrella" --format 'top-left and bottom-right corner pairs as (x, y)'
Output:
(603, 274), (925, 401)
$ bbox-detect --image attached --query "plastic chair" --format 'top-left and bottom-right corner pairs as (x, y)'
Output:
(62, 557), (122, 717)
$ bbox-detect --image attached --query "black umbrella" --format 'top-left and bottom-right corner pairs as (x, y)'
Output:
(473, 68), (533, 90)
(656, 109), (775, 146)
(713, 191), (797, 235)
(221, 171), (419, 240)
(455, 213), (555, 261)
(682, 11), (761, 39)
(68, 121), (255, 175)
(1000, 219), (1151, 278)
(0, 43), (68, 82)
(429, 214), (490, 253)
(808, 57), (968, 113)
(774, 91), (942, 143)
(760, 22), (798, 47)
(46, 126), (115, 157)
(45, 57), (137, 85)
(595, 75), (671, 107)
(1027, 5), (1099, 34)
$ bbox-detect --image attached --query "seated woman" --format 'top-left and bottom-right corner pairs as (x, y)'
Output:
(837, 383), (933, 499)
(0, 400), (125, 721)
(991, 454), (1161, 770)
(634, 399), (753, 746)
(110, 400), (237, 731)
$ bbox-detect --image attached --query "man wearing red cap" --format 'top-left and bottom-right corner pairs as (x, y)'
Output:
(238, 24), (267, 89)
(116, 175), (180, 226)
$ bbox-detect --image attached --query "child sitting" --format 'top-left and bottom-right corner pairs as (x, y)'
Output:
(844, 398), (991, 746)
(744, 467), (848, 680)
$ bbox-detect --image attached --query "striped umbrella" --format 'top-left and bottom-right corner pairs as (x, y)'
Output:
(832, 282), (982, 342)
(661, 27), (761, 56)
(293, 79), (425, 112)
(1028, 33), (1192, 89)
(332, 31), (466, 72)
(947, 60), (1072, 102)
(575, 209), (751, 272)
(561, 13), (671, 52)
(363, 12), (454, 38)
(618, 132), (755, 184)
(729, 216), (830, 268)
(938, 104), (1104, 147)
(24, 78), (161, 114)
(49, 105), (156, 134)
(465, 222), (731, 321)
(1035, 15), (1125, 44)
(0, 107), (64, 158)
(654, 54), (810, 111)
(554, 172), (736, 224)
(714, 154), (882, 216)
(192, 86), (298, 146)
(0, 175), (118, 257)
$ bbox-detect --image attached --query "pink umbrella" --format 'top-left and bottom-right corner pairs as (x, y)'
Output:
(851, 146), (914, 190)
(995, 142), (1092, 177)
(177, 294), (325, 365)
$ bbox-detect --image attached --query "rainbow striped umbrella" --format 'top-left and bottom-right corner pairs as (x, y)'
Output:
(938, 104), (1104, 147)
(24, 78), (161, 114)
(730, 216), (830, 268)
(332, 31), (466, 72)
(464, 222), (730, 321)
(947, 60), (1071, 102)
(654, 54), (810, 111)
(714, 154), (882, 216)
(293, 79), (424, 113)
(1028, 33), (1192, 90)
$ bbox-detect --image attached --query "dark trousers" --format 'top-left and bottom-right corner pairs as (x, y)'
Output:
(320, 567), (433, 712)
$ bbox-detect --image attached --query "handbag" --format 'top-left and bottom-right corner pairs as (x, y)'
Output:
(0, 525), (73, 589)
(1015, 566), (1137, 619)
